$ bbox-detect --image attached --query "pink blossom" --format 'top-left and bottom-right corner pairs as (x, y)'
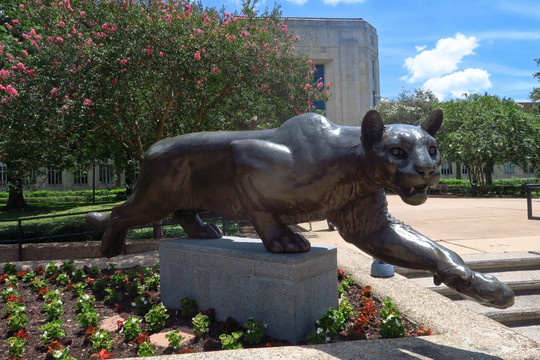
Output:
(80, 11), (85, 17)
(70, 67), (77, 74)
(5, 23), (13, 31)
(241, 31), (249, 38)
(102, 23), (109, 31)
(274, 38), (279, 43)
(212, 67), (220, 73)
(12, 20), (20, 25)
(194, 51), (201, 61)
(31, 40), (37, 48)
(145, 46), (153, 55)
(19, 4), (24, 10)
(0, 69), (9, 78)
(159, 52), (164, 57)
(326, 82), (331, 89)
(317, 82), (323, 89)
(83, 98), (91, 106)
(111, 78), (117, 85)
(55, 37), (64, 44)
(0, 45), (4, 53)
(51, 87), (59, 96)
(5, 85), (18, 96)
(57, 21), (66, 28)
(197, 28), (203, 35)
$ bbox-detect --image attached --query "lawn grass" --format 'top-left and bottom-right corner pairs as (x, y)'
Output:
(0, 190), (240, 241)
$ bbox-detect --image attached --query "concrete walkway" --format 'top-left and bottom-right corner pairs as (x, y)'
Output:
(301, 195), (540, 256)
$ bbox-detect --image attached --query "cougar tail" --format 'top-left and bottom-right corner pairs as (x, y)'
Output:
(86, 212), (111, 231)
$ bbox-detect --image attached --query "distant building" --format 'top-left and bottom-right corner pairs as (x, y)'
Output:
(440, 161), (536, 181)
(286, 18), (380, 126)
(0, 163), (125, 192)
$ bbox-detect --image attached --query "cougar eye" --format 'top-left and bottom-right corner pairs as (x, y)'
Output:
(428, 146), (437, 155)
(390, 147), (407, 159)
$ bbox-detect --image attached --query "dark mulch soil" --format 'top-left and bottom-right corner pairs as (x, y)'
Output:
(0, 263), (428, 360)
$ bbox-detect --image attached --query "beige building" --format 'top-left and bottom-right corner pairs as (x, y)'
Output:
(286, 17), (380, 126)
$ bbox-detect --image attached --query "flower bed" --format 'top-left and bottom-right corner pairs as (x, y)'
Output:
(0, 261), (432, 359)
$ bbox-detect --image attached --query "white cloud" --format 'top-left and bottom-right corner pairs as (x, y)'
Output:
(402, 33), (479, 83)
(423, 68), (492, 100)
(322, 0), (366, 6)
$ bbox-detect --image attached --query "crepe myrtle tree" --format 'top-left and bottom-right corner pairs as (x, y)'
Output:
(4, 0), (329, 163)
(0, 0), (328, 208)
(438, 93), (540, 193)
(530, 55), (540, 103)
(375, 88), (439, 125)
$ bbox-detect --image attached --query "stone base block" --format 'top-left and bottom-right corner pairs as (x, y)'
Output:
(160, 237), (337, 344)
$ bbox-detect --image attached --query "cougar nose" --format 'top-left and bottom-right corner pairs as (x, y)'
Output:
(415, 165), (435, 179)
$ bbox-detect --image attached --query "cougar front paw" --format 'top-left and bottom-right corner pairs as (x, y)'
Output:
(193, 224), (223, 239)
(447, 271), (514, 309)
(265, 230), (311, 253)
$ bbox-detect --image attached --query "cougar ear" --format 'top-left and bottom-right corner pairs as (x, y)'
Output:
(361, 110), (385, 152)
(419, 109), (443, 136)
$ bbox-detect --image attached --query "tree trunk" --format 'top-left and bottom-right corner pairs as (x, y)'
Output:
(6, 178), (27, 209)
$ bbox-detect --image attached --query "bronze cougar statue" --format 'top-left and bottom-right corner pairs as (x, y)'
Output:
(87, 109), (514, 309)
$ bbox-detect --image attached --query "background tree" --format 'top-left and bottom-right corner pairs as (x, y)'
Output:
(438, 94), (540, 193)
(0, 0), (328, 209)
(531, 55), (540, 102)
(375, 88), (439, 125)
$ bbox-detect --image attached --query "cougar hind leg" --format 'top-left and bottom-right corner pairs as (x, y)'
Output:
(173, 210), (223, 239)
(99, 192), (174, 258)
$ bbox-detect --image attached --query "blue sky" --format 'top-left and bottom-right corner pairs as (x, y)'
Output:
(203, 0), (540, 102)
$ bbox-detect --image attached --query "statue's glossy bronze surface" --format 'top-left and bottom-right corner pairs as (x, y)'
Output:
(87, 110), (514, 308)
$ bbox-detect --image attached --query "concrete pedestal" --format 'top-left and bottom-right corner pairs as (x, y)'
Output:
(160, 237), (337, 344)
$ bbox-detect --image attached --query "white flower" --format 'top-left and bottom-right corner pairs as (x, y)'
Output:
(316, 327), (323, 334)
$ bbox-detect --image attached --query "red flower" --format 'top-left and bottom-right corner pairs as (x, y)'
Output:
(134, 333), (150, 345)
(85, 326), (98, 339)
(98, 349), (114, 359)
(46, 340), (63, 354)
(15, 330), (29, 339)
(37, 288), (49, 298)
(117, 320), (124, 330)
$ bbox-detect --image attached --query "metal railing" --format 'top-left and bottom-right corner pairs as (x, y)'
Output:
(526, 184), (540, 220)
(0, 210), (229, 261)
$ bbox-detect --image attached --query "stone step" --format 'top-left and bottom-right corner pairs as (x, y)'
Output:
(407, 269), (540, 296)
(453, 292), (540, 324)
(511, 324), (540, 344)
(395, 251), (540, 276)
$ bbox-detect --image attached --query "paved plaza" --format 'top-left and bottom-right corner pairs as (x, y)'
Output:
(303, 195), (540, 256)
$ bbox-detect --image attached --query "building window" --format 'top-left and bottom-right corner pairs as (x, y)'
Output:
(503, 162), (515, 174)
(371, 56), (377, 107)
(525, 166), (535, 174)
(312, 64), (326, 113)
(0, 163), (7, 186)
(47, 167), (62, 185)
(73, 167), (88, 184)
(461, 165), (469, 175)
(24, 170), (37, 186)
(99, 164), (114, 184)
(441, 160), (453, 175)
